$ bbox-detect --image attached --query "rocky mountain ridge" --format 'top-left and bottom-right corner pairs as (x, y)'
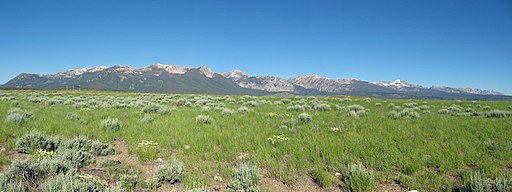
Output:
(1, 63), (506, 99)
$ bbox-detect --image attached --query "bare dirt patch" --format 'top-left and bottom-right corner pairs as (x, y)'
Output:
(83, 139), (186, 191)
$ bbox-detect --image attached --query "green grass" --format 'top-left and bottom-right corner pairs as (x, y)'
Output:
(0, 90), (511, 191)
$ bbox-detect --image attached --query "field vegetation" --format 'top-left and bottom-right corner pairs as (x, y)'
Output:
(0, 90), (511, 191)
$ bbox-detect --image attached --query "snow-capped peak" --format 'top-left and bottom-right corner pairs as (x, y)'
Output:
(146, 63), (190, 74)
(308, 74), (321, 79)
(219, 70), (248, 79)
(372, 79), (423, 88)
(57, 66), (109, 77)
(198, 66), (214, 78)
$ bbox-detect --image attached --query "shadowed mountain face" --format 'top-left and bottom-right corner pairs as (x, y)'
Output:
(1, 63), (509, 100)
(0, 65), (267, 95)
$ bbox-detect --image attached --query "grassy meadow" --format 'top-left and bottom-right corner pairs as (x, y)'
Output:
(0, 90), (511, 191)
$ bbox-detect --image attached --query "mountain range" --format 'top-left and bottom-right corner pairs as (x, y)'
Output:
(1, 63), (509, 100)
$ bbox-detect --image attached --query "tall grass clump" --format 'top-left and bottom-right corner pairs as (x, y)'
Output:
(11, 100), (19, 107)
(341, 163), (376, 192)
(154, 159), (184, 184)
(65, 112), (79, 120)
(463, 171), (512, 192)
(227, 162), (260, 192)
(311, 168), (332, 189)
(195, 115), (214, 124)
(140, 115), (154, 123)
(136, 140), (158, 161)
(6, 108), (34, 126)
(101, 117), (122, 131)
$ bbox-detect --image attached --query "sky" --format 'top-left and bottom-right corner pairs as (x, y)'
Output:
(0, 0), (511, 94)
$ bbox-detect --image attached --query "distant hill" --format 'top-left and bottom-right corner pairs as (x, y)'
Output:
(2, 63), (510, 100)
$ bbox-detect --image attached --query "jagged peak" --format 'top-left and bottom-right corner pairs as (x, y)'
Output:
(57, 66), (109, 76)
(219, 70), (248, 79)
(291, 74), (323, 80)
(372, 79), (422, 88)
(6, 63), (505, 96)
(144, 63), (190, 74)
(197, 66), (214, 78)
(307, 74), (321, 78)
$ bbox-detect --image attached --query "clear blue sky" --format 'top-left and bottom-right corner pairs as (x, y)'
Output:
(1, 0), (511, 94)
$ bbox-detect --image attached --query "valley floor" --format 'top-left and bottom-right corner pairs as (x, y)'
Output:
(0, 90), (511, 191)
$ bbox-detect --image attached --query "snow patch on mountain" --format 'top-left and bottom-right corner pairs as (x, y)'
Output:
(372, 80), (424, 88)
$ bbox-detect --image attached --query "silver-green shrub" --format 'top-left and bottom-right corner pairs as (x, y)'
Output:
(41, 173), (75, 192)
(486, 110), (512, 118)
(101, 117), (122, 131)
(143, 177), (161, 189)
(403, 102), (417, 108)
(238, 107), (253, 114)
(313, 103), (331, 111)
(242, 101), (258, 107)
(346, 105), (367, 117)
(141, 115), (154, 123)
(119, 174), (138, 191)
(142, 103), (171, 115)
(286, 105), (305, 111)
(221, 108), (234, 117)
(61, 136), (115, 156)
(9, 158), (47, 183)
(6, 108), (34, 126)
(56, 149), (94, 169)
(461, 171), (512, 192)
(227, 162), (260, 192)
(15, 131), (62, 153)
(196, 115), (214, 124)
(154, 159), (184, 184)
(338, 98), (352, 103)
(342, 163), (376, 192)
(388, 108), (420, 120)
(298, 112), (312, 123)
(0, 173), (24, 192)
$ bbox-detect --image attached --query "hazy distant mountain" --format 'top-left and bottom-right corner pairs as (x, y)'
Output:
(1, 63), (508, 100)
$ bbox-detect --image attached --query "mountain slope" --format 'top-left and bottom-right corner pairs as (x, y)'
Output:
(218, 70), (327, 95)
(1, 65), (267, 95)
(1, 63), (509, 100)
